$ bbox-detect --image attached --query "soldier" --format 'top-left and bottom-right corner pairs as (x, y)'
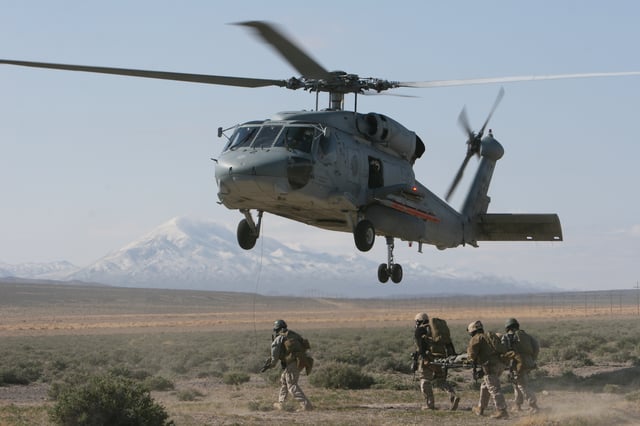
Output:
(466, 320), (509, 419)
(263, 319), (313, 412)
(413, 312), (460, 410)
(501, 318), (540, 414)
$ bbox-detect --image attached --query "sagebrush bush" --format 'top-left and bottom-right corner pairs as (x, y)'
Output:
(176, 388), (204, 401)
(222, 371), (250, 385)
(308, 362), (374, 389)
(143, 375), (175, 391)
(49, 373), (172, 426)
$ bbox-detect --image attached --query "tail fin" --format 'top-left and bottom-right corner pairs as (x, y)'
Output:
(460, 133), (563, 245)
(460, 133), (503, 220)
(475, 213), (563, 241)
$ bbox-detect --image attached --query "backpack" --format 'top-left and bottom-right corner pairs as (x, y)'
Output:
(485, 331), (508, 354)
(515, 330), (540, 361)
(283, 330), (310, 354)
(283, 330), (314, 375)
(429, 317), (456, 356)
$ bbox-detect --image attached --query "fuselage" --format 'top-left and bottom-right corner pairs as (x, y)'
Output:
(214, 110), (465, 248)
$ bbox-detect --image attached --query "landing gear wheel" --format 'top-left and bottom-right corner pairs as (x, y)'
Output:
(377, 263), (390, 283)
(390, 264), (403, 283)
(237, 219), (257, 250)
(354, 220), (375, 252)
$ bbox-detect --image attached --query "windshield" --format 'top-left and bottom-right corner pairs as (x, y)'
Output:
(226, 126), (259, 150)
(251, 125), (283, 149)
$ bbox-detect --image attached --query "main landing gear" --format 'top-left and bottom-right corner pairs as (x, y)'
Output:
(378, 236), (403, 284)
(353, 220), (403, 284)
(237, 209), (263, 250)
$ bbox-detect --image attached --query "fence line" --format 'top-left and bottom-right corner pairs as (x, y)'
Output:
(369, 289), (640, 321)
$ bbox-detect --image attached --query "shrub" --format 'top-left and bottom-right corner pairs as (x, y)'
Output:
(222, 371), (250, 386)
(0, 369), (30, 386)
(603, 384), (623, 394)
(49, 373), (172, 426)
(625, 390), (640, 401)
(309, 362), (374, 389)
(176, 388), (204, 401)
(0, 361), (42, 386)
(143, 375), (175, 391)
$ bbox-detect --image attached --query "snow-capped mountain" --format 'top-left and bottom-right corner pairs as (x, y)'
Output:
(2, 217), (554, 297)
(0, 260), (80, 280)
(66, 217), (386, 296)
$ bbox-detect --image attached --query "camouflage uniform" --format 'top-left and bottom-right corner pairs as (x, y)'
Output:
(270, 325), (312, 411)
(414, 313), (459, 410)
(467, 321), (508, 419)
(502, 319), (539, 413)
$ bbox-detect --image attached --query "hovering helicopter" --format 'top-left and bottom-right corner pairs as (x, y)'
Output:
(3, 21), (639, 283)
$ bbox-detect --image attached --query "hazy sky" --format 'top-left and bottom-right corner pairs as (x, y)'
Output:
(2, 1), (639, 291)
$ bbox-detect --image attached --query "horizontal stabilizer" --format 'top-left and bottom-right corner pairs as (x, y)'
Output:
(475, 214), (562, 241)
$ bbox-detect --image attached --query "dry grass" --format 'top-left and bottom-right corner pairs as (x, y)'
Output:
(2, 282), (638, 337)
(1, 281), (640, 425)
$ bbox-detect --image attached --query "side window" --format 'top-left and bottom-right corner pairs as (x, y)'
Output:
(368, 156), (384, 188)
(226, 126), (258, 150)
(277, 126), (315, 153)
(251, 125), (283, 149)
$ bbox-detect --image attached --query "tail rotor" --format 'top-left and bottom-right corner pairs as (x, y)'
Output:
(445, 87), (504, 202)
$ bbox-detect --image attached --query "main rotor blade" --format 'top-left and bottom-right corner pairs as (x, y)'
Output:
(398, 71), (640, 89)
(0, 59), (287, 88)
(446, 153), (473, 202)
(235, 21), (331, 80)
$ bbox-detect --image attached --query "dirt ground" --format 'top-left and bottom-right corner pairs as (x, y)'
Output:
(155, 375), (640, 426)
(1, 283), (639, 425)
(2, 377), (637, 426)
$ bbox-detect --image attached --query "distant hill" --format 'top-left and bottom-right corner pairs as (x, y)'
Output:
(1, 217), (556, 298)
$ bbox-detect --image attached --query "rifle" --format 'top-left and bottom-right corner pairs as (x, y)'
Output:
(410, 351), (420, 373)
(472, 363), (485, 382)
(506, 359), (517, 383)
(259, 357), (273, 373)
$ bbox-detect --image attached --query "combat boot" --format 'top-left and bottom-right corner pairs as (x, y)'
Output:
(491, 408), (509, 419)
(450, 395), (460, 411)
(472, 405), (484, 416)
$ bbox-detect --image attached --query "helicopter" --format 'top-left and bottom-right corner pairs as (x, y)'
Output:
(3, 21), (639, 284)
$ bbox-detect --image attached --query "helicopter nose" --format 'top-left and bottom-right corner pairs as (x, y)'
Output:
(215, 150), (313, 204)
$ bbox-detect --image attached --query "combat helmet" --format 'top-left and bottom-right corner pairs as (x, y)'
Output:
(414, 312), (429, 324)
(505, 318), (520, 331)
(467, 320), (483, 334)
(273, 319), (288, 333)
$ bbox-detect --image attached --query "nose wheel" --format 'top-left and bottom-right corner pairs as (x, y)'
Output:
(237, 209), (263, 250)
(377, 236), (403, 283)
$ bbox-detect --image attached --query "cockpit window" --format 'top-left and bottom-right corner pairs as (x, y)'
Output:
(226, 126), (259, 150)
(276, 126), (315, 154)
(251, 125), (283, 149)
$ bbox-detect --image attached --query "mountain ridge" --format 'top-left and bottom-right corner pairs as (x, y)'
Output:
(1, 216), (557, 297)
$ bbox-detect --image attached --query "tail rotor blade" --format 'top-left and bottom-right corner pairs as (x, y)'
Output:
(448, 87), (505, 201)
(479, 86), (505, 137)
(446, 153), (472, 202)
(458, 106), (473, 140)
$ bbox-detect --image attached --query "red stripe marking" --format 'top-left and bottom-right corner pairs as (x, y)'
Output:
(390, 201), (440, 223)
